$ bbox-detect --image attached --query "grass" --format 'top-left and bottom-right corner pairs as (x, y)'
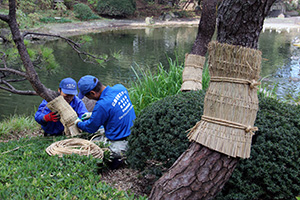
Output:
(0, 115), (40, 139)
(129, 55), (184, 115)
(128, 54), (210, 116)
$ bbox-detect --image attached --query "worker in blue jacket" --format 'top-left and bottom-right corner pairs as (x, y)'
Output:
(35, 77), (88, 136)
(75, 75), (136, 166)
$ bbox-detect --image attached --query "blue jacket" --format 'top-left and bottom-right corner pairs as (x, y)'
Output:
(77, 84), (136, 141)
(35, 96), (88, 135)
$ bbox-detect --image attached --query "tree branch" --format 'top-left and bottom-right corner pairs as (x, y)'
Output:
(0, 79), (37, 95)
(24, 32), (109, 62)
(0, 68), (27, 77)
(0, 14), (9, 22)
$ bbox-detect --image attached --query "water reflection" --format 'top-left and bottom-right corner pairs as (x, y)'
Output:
(0, 26), (299, 120)
(259, 30), (300, 100)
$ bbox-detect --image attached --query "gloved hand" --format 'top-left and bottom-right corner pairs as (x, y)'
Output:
(81, 112), (92, 121)
(44, 111), (60, 122)
(74, 118), (82, 126)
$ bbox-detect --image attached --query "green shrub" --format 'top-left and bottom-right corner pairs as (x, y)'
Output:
(127, 91), (300, 199)
(127, 90), (206, 175)
(40, 17), (72, 23)
(73, 3), (100, 21)
(96, 0), (136, 17)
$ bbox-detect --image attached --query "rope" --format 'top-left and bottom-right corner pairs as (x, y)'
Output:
(210, 76), (260, 89)
(45, 137), (107, 159)
(182, 79), (202, 83)
(201, 115), (258, 135)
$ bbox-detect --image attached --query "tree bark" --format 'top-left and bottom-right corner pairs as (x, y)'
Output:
(149, 0), (275, 199)
(190, 0), (218, 56)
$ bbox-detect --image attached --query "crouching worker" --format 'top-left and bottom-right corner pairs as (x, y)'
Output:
(75, 75), (136, 168)
(35, 78), (88, 136)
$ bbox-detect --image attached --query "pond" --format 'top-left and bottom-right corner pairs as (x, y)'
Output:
(0, 26), (299, 121)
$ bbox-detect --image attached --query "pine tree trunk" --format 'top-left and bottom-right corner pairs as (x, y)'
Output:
(149, 0), (276, 199)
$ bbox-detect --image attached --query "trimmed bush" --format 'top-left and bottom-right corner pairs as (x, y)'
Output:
(96, 0), (136, 17)
(127, 90), (206, 176)
(73, 3), (100, 21)
(127, 91), (300, 200)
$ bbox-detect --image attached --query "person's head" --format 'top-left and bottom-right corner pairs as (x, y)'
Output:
(78, 75), (103, 100)
(58, 77), (78, 103)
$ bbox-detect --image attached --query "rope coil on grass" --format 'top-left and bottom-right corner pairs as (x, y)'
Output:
(45, 138), (105, 159)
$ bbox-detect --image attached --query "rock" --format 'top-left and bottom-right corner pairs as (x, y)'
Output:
(145, 17), (154, 25)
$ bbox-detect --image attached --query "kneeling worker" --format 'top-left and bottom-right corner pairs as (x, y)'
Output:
(35, 77), (88, 136)
(75, 75), (136, 164)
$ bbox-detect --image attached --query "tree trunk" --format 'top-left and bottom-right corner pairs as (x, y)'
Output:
(149, 0), (275, 199)
(190, 0), (218, 56)
(6, 0), (57, 102)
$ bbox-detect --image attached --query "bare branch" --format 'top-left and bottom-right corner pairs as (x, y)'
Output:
(0, 35), (9, 43)
(0, 51), (8, 68)
(0, 68), (27, 77)
(0, 14), (9, 22)
(5, 78), (27, 82)
(24, 32), (109, 62)
(0, 79), (37, 95)
(23, 32), (81, 48)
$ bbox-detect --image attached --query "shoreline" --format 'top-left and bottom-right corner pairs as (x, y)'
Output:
(29, 16), (300, 38)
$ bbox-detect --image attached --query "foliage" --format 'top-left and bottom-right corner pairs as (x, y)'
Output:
(40, 17), (72, 23)
(0, 136), (146, 199)
(96, 0), (136, 17)
(129, 56), (184, 116)
(127, 88), (300, 199)
(0, 115), (39, 138)
(129, 54), (210, 116)
(127, 90), (206, 175)
(73, 3), (100, 21)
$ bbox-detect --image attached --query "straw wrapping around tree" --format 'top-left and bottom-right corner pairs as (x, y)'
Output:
(181, 53), (206, 91)
(188, 41), (262, 158)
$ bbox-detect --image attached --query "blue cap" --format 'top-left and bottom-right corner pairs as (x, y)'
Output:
(78, 75), (98, 99)
(59, 78), (78, 95)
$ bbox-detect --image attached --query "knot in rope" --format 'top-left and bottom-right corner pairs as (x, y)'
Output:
(245, 126), (258, 135)
(249, 79), (261, 89)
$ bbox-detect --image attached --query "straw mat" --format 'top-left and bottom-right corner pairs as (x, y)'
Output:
(188, 41), (261, 158)
(181, 53), (206, 91)
(47, 96), (80, 136)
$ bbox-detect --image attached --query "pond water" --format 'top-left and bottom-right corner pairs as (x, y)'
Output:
(0, 26), (299, 121)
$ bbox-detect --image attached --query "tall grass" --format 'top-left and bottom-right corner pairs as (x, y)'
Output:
(0, 115), (39, 138)
(129, 56), (184, 115)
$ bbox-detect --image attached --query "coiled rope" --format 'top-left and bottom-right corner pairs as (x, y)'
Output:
(45, 136), (106, 159)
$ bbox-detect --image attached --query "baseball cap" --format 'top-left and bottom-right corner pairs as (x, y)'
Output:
(78, 75), (99, 99)
(59, 78), (78, 95)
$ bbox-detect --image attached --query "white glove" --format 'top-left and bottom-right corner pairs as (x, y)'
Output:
(74, 118), (82, 126)
(81, 112), (92, 121)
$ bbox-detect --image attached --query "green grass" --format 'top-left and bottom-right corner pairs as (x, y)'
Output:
(0, 136), (146, 199)
(0, 115), (39, 138)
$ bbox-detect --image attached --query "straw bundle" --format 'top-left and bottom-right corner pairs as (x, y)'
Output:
(47, 96), (80, 136)
(188, 41), (261, 158)
(45, 138), (104, 159)
(181, 53), (206, 91)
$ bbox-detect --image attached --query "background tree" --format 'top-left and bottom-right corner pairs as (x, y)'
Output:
(149, 0), (276, 199)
